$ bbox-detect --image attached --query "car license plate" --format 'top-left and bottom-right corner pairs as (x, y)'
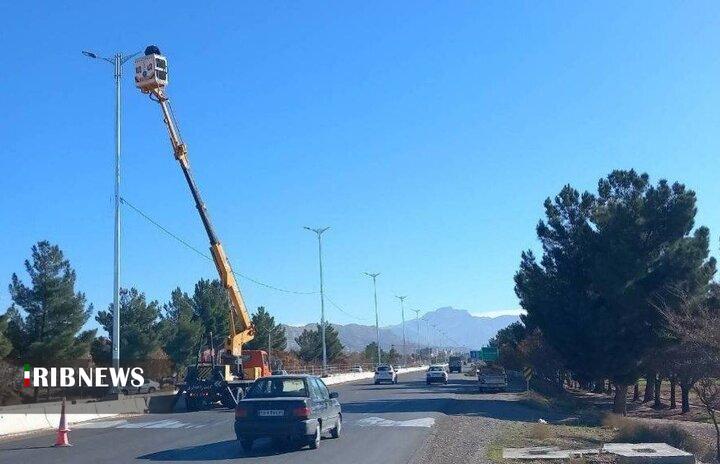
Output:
(257, 410), (284, 417)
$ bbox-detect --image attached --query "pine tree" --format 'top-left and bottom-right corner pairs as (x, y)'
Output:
(95, 287), (161, 361)
(192, 278), (231, 345)
(245, 306), (287, 352)
(515, 170), (713, 414)
(0, 315), (12, 359)
(159, 288), (204, 367)
(7, 241), (95, 363)
(295, 322), (344, 364)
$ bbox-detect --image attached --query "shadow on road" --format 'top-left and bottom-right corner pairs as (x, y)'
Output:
(137, 438), (310, 461)
(342, 397), (564, 422)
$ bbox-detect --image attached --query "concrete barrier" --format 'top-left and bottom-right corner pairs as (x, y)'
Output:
(322, 365), (427, 386)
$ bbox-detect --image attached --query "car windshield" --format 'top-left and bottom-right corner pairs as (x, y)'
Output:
(246, 378), (308, 398)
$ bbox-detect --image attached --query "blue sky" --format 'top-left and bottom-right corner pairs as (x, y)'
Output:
(2, 2), (720, 331)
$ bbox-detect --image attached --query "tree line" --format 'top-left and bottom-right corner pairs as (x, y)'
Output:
(0, 241), (402, 380)
(0, 240), (391, 402)
(490, 170), (719, 444)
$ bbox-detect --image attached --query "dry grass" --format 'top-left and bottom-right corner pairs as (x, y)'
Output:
(602, 414), (711, 460)
(528, 422), (554, 440)
(487, 421), (614, 463)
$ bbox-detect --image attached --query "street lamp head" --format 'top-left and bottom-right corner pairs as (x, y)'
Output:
(82, 50), (98, 59)
(304, 226), (330, 235)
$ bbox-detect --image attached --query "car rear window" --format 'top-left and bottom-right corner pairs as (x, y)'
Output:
(429, 366), (444, 371)
(479, 367), (505, 375)
(376, 366), (390, 372)
(246, 378), (308, 398)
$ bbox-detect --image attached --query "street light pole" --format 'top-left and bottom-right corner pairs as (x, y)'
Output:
(305, 227), (330, 375)
(83, 49), (140, 374)
(395, 295), (407, 366)
(364, 273), (381, 365)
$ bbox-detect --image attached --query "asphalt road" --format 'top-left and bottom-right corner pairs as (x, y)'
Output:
(0, 370), (530, 464)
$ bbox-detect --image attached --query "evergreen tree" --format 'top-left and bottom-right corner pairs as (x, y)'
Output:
(295, 322), (344, 364)
(515, 170), (713, 414)
(192, 278), (231, 345)
(159, 288), (204, 367)
(0, 315), (12, 359)
(245, 306), (287, 351)
(90, 336), (111, 366)
(387, 346), (401, 365)
(95, 287), (161, 361)
(6, 241), (95, 363)
(363, 342), (384, 363)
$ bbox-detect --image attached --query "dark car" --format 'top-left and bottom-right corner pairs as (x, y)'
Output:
(234, 375), (341, 451)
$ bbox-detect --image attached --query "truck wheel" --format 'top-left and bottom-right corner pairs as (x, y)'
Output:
(186, 397), (197, 411)
(309, 424), (321, 449)
(240, 439), (254, 452)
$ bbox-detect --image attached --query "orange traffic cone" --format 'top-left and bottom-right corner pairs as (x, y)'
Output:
(54, 397), (72, 447)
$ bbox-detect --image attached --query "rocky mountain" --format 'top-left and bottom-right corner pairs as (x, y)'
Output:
(282, 306), (520, 352)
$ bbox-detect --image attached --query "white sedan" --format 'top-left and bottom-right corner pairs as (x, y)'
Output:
(122, 379), (160, 395)
(426, 365), (448, 385)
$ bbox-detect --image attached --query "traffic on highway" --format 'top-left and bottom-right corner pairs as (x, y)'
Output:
(3, 4), (720, 464)
(0, 365), (530, 463)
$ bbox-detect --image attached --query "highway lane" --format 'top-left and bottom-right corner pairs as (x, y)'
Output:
(0, 371), (446, 463)
(0, 370), (524, 463)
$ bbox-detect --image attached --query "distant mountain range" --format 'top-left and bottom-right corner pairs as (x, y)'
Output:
(282, 306), (520, 352)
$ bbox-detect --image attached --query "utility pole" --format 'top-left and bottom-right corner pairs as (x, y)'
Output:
(305, 227), (329, 375)
(395, 295), (407, 366)
(83, 48), (140, 376)
(364, 272), (381, 365)
(412, 309), (421, 363)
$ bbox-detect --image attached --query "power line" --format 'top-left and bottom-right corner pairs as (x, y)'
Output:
(325, 295), (372, 322)
(120, 196), (318, 295)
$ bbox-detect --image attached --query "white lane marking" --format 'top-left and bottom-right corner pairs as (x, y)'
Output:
(355, 416), (435, 428)
(73, 418), (215, 430)
(74, 420), (128, 429)
(118, 419), (173, 428)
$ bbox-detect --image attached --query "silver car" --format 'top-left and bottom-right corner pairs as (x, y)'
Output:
(373, 365), (397, 384)
(477, 367), (507, 392)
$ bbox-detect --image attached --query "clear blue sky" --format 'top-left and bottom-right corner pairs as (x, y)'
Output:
(2, 2), (720, 331)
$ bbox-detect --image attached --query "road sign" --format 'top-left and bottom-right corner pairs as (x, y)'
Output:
(523, 367), (533, 381)
(481, 346), (499, 362)
(469, 350), (482, 360)
(523, 367), (533, 392)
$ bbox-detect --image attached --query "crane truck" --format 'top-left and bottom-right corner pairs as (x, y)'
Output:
(134, 45), (271, 410)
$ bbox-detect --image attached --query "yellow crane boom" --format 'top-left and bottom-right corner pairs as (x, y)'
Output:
(134, 46), (254, 356)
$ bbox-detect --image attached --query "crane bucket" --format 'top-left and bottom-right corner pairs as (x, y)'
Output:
(135, 52), (168, 92)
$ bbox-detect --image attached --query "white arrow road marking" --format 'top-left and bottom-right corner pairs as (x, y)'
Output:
(355, 416), (435, 428)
